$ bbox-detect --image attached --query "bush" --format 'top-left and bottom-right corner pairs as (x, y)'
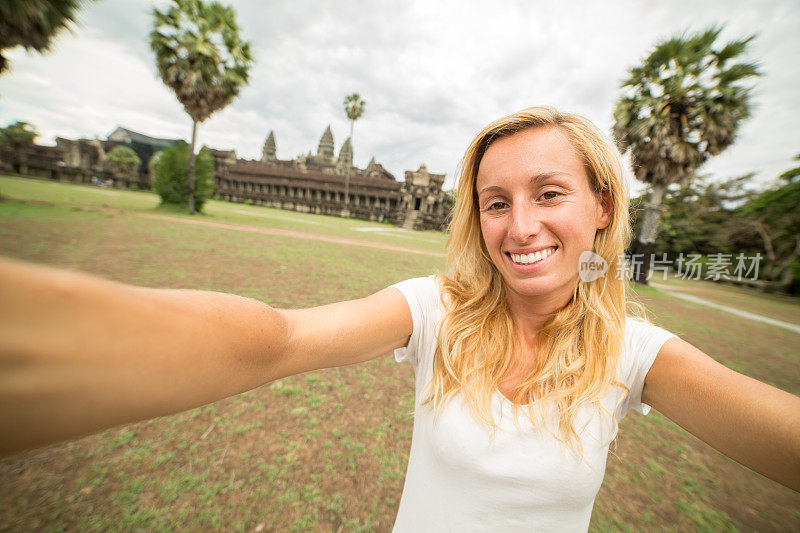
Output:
(0, 121), (37, 149)
(106, 145), (141, 175)
(150, 141), (215, 212)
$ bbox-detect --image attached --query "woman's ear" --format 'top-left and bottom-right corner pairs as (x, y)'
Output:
(596, 190), (612, 230)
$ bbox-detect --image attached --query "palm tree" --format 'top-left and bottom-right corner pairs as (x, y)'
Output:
(0, 0), (91, 75)
(342, 93), (366, 209)
(150, 0), (252, 214)
(613, 26), (759, 283)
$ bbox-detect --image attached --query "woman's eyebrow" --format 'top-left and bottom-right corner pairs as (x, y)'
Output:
(478, 185), (504, 196)
(528, 171), (570, 186)
(478, 172), (570, 195)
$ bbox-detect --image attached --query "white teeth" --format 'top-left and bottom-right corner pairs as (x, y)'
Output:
(510, 247), (555, 265)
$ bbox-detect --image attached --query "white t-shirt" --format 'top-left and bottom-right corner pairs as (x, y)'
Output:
(390, 276), (678, 532)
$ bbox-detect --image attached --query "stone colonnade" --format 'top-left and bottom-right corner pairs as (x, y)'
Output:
(216, 161), (402, 223)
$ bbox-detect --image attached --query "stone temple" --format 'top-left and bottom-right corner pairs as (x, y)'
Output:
(0, 125), (453, 231)
(213, 126), (452, 230)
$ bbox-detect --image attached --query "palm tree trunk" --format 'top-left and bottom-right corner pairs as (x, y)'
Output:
(344, 120), (353, 211)
(632, 182), (667, 284)
(187, 120), (198, 215)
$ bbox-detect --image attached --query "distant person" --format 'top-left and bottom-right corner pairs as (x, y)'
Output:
(1, 107), (798, 531)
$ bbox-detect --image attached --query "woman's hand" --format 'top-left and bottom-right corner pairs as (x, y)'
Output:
(0, 257), (412, 457)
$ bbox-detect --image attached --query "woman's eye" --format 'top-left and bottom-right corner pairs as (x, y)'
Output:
(488, 201), (508, 210)
(541, 191), (561, 201)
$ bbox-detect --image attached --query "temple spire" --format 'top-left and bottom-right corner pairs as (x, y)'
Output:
(317, 125), (335, 162)
(366, 156), (377, 172)
(336, 137), (353, 174)
(261, 130), (276, 162)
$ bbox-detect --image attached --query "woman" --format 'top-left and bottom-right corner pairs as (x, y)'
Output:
(1, 107), (798, 530)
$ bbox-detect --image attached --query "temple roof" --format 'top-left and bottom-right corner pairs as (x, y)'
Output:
(106, 127), (182, 148)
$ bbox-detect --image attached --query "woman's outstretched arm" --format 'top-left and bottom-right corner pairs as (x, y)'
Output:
(0, 257), (412, 457)
(642, 337), (800, 492)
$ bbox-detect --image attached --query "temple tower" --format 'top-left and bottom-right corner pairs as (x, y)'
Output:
(261, 130), (276, 162)
(317, 125), (335, 162)
(336, 137), (353, 174)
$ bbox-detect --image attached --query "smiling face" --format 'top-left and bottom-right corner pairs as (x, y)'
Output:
(475, 126), (611, 307)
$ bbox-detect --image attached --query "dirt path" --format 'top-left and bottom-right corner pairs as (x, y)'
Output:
(132, 211), (447, 258)
(651, 282), (800, 335)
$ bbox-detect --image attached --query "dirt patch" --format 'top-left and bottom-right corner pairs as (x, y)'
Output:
(135, 211), (446, 259)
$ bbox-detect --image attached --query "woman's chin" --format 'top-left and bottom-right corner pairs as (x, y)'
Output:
(501, 274), (579, 302)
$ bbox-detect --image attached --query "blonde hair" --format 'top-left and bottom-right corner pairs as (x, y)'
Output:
(423, 106), (641, 459)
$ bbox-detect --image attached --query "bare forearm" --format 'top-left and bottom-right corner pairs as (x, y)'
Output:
(0, 258), (289, 456)
(646, 340), (800, 492)
(683, 374), (800, 491)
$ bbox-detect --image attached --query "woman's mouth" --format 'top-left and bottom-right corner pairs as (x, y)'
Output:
(506, 246), (558, 266)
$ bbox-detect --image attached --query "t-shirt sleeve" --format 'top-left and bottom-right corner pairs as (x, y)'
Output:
(617, 317), (679, 420)
(389, 275), (441, 374)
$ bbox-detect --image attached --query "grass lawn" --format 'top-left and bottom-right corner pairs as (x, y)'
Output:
(653, 273), (800, 327)
(0, 175), (449, 254)
(1, 178), (798, 532)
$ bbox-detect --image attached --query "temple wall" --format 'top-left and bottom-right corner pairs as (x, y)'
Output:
(215, 161), (402, 223)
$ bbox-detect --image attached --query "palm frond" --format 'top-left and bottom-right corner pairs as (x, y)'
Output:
(717, 62), (761, 86)
(0, 0), (93, 74)
(715, 34), (756, 65)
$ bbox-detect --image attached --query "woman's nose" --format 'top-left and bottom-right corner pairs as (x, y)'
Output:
(508, 204), (542, 242)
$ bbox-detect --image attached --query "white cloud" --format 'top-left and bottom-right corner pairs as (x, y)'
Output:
(0, 0), (797, 194)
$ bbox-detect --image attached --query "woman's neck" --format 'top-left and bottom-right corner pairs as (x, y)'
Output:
(506, 285), (574, 347)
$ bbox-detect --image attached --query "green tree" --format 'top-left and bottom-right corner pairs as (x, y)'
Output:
(105, 145), (141, 175)
(342, 93), (366, 209)
(630, 173), (753, 258)
(778, 152), (800, 184)
(0, 0), (93, 75)
(0, 121), (38, 149)
(629, 165), (800, 294)
(150, 0), (252, 214)
(151, 141), (215, 212)
(729, 161), (800, 292)
(613, 26), (760, 283)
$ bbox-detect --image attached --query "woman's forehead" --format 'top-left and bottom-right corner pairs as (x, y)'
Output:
(476, 127), (587, 190)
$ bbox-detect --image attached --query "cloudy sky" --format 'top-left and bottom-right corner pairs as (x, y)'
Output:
(0, 0), (797, 195)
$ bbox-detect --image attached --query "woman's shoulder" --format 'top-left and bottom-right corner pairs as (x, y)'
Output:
(390, 274), (447, 315)
(621, 314), (680, 369)
(391, 274), (440, 296)
(390, 275), (447, 369)
(623, 315), (677, 339)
